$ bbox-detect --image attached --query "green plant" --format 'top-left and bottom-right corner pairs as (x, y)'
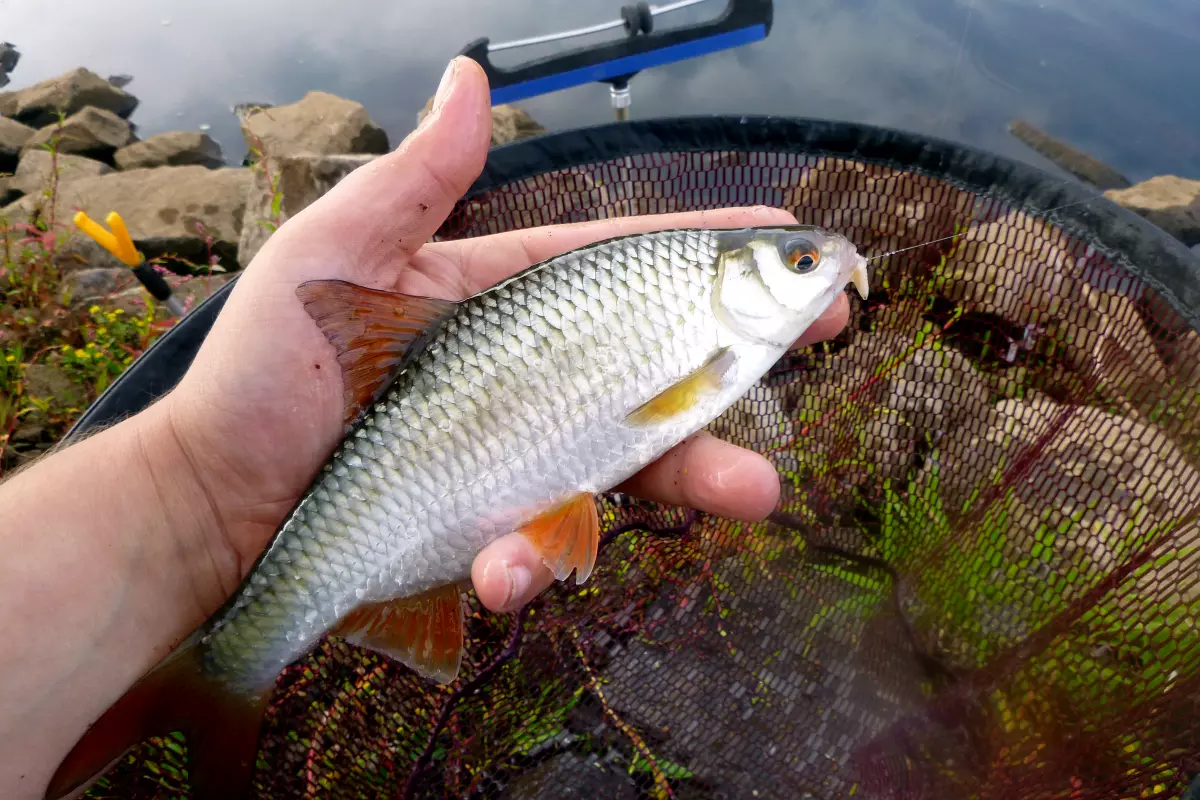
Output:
(0, 137), (174, 474)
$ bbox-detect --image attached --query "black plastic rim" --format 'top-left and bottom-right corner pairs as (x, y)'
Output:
(64, 115), (1200, 441)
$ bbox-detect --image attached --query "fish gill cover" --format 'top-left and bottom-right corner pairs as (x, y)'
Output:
(87, 125), (1200, 799)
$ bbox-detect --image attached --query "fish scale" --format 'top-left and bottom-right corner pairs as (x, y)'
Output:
(203, 229), (728, 691)
(50, 225), (870, 800)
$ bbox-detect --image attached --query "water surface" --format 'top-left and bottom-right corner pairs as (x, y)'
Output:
(4, 0), (1198, 183)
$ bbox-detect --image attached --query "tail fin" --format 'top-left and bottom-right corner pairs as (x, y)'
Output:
(45, 638), (269, 800)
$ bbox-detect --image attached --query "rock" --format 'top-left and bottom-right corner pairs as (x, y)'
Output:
(22, 363), (84, 415)
(171, 273), (235, 310)
(0, 115), (34, 172)
(7, 148), (112, 199)
(1047, 282), (1169, 403)
(57, 267), (137, 307)
(238, 153), (376, 265)
(451, 169), (611, 237)
(115, 131), (224, 170)
(10, 422), (46, 445)
(1163, 329), (1200, 386)
(2, 166), (251, 271)
(1008, 120), (1131, 191)
(1105, 176), (1200, 247)
(233, 101), (273, 125)
(0, 42), (19, 88)
(0, 176), (16, 206)
(4, 67), (138, 128)
(21, 106), (134, 164)
(240, 91), (388, 158)
(418, 96), (546, 146)
(106, 74), (134, 89)
(930, 395), (1200, 573)
(940, 208), (1083, 327)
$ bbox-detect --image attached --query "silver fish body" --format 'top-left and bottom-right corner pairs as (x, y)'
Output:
(201, 225), (868, 694)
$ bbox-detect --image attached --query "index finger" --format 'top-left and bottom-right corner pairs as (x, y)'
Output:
(427, 205), (799, 295)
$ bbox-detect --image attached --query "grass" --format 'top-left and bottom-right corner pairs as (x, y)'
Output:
(0, 136), (188, 475)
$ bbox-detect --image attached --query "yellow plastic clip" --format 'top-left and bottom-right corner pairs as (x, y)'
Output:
(73, 211), (143, 267)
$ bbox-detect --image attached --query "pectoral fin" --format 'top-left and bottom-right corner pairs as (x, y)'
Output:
(335, 585), (465, 684)
(519, 492), (600, 584)
(624, 347), (738, 426)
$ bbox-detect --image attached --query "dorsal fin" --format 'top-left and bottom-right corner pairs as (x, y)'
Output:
(334, 585), (465, 684)
(296, 279), (457, 425)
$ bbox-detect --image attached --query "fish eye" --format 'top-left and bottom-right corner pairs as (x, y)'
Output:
(783, 238), (821, 273)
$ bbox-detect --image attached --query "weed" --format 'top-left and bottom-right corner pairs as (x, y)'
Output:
(0, 137), (173, 475)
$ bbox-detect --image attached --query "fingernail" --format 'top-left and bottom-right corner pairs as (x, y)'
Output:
(504, 563), (532, 610)
(432, 58), (460, 114)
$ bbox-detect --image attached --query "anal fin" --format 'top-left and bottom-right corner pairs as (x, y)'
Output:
(335, 585), (465, 684)
(625, 347), (738, 426)
(520, 493), (600, 585)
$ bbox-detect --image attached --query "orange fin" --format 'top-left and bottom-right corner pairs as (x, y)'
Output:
(296, 279), (456, 425)
(520, 492), (600, 585)
(624, 347), (738, 426)
(335, 584), (465, 684)
(46, 636), (268, 800)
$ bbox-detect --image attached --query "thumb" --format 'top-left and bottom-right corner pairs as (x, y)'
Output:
(286, 56), (493, 278)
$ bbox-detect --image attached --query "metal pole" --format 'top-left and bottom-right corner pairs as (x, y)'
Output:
(611, 82), (632, 121)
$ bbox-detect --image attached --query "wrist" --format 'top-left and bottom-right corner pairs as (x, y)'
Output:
(0, 399), (235, 797)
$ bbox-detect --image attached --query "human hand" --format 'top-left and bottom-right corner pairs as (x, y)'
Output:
(158, 56), (850, 624)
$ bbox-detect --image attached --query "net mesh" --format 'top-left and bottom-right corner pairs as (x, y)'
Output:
(90, 150), (1200, 799)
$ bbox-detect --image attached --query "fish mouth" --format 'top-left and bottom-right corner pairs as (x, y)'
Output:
(844, 255), (870, 300)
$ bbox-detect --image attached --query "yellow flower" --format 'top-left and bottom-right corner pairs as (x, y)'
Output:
(113, 308), (125, 316)
(4, 354), (14, 363)
(88, 305), (101, 314)
(97, 327), (107, 335)
(74, 349), (87, 358)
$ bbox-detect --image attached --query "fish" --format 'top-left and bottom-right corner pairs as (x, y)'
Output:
(46, 224), (869, 799)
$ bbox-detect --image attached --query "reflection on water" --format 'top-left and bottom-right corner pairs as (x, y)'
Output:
(2, 0), (1198, 182)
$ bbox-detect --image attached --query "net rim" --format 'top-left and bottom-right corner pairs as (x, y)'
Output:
(476, 115), (1200, 326)
(66, 114), (1200, 441)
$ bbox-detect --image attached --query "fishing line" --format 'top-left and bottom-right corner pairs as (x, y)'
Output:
(939, 0), (978, 135)
(866, 192), (1108, 263)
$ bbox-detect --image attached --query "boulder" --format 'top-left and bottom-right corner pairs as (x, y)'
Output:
(57, 267), (138, 307)
(0, 42), (19, 88)
(238, 153), (376, 265)
(22, 106), (134, 164)
(6, 149), (112, 200)
(1105, 176), (1200, 247)
(1, 166), (251, 271)
(0, 176), (16, 206)
(22, 363), (84, 416)
(940, 208), (1083, 327)
(171, 273), (236, 309)
(929, 395), (1200, 573)
(115, 131), (224, 170)
(3, 67), (138, 128)
(418, 96), (546, 146)
(0, 115), (34, 172)
(240, 91), (388, 158)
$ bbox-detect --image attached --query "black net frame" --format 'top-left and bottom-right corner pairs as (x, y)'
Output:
(69, 117), (1200, 800)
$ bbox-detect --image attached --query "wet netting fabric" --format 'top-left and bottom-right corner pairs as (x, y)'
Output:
(82, 118), (1200, 799)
